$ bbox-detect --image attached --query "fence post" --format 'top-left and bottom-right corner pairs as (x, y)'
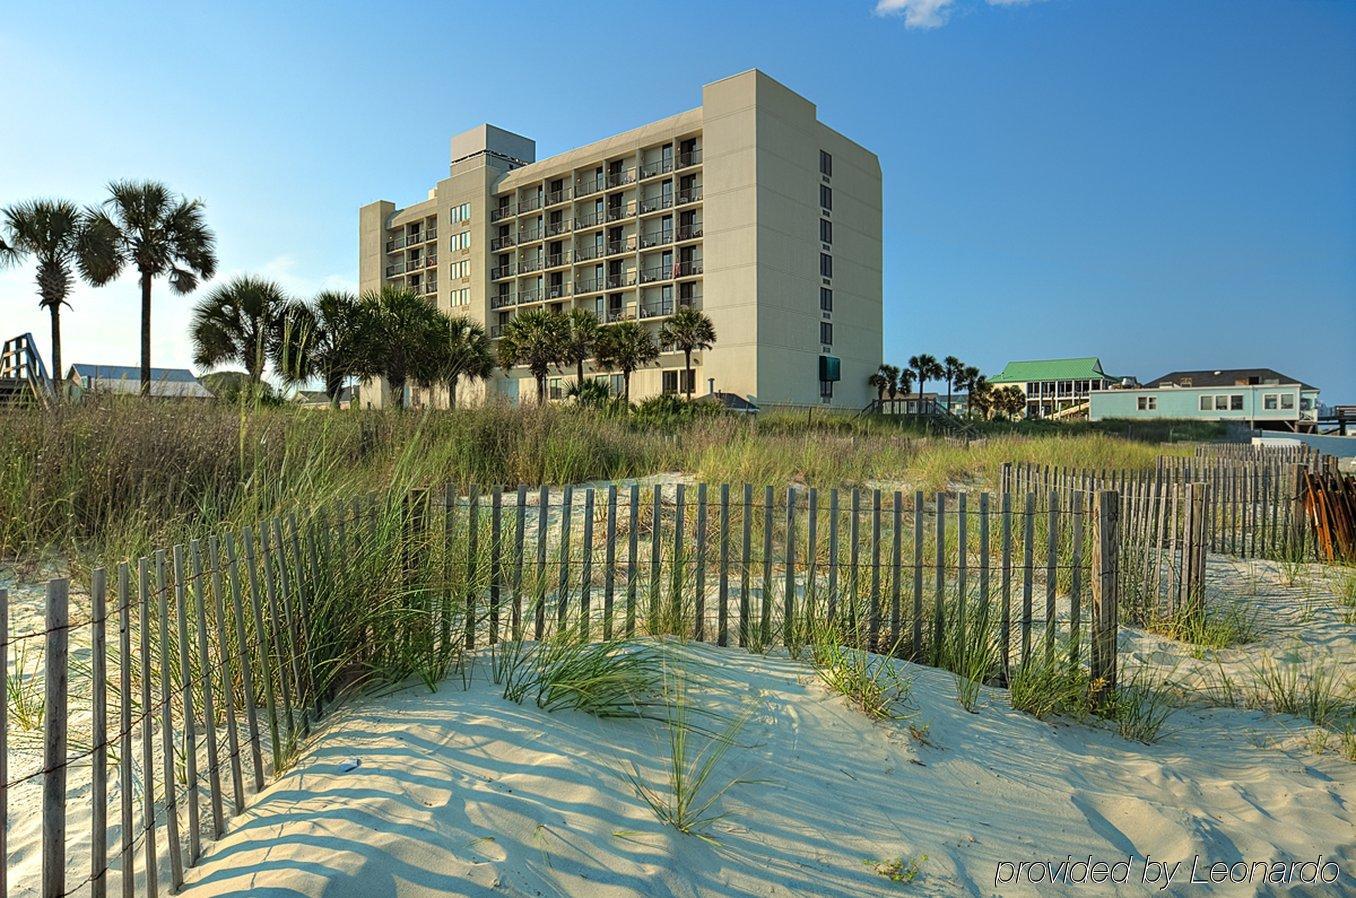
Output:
(1287, 463), (1308, 559)
(1091, 491), (1119, 703)
(42, 578), (70, 898)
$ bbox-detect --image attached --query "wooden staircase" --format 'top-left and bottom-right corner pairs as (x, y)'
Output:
(857, 397), (978, 439)
(1, 333), (54, 407)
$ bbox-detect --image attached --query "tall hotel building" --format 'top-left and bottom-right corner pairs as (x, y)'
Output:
(359, 70), (882, 408)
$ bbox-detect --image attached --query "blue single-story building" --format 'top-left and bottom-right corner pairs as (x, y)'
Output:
(1089, 368), (1320, 431)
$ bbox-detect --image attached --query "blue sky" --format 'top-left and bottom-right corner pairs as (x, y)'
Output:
(3, 0), (1353, 400)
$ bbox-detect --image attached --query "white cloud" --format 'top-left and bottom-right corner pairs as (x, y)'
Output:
(874, 0), (1045, 29)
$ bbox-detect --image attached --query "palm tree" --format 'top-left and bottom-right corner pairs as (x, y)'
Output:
(867, 370), (891, 405)
(968, 374), (993, 420)
(0, 200), (105, 395)
(897, 368), (916, 411)
(960, 365), (982, 419)
(350, 285), (445, 408)
(81, 180), (217, 396)
(880, 364), (902, 401)
(560, 308), (601, 396)
(496, 308), (566, 404)
(435, 314), (494, 409)
(942, 355), (964, 416)
(566, 377), (612, 408)
(272, 290), (362, 406)
(908, 354), (943, 416)
(658, 307), (716, 400)
(190, 276), (290, 386)
(594, 320), (659, 403)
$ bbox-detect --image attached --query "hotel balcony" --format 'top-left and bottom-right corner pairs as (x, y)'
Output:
(637, 298), (675, 319)
(639, 195), (674, 215)
(518, 226), (544, 243)
(545, 218), (573, 237)
(676, 148), (702, 169)
(676, 188), (702, 207)
(490, 234), (517, 251)
(490, 205), (515, 222)
(575, 210), (606, 230)
(545, 250), (573, 268)
(546, 282), (571, 300)
(607, 235), (638, 256)
(639, 228), (673, 249)
(606, 271), (637, 289)
(575, 277), (603, 294)
(490, 324), (505, 338)
(492, 264), (514, 280)
(491, 293), (517, 310)
(546, 185), (573, 206)
(576, 174), (606, 197)
(639, 158), (674, 179)
(605, 202), (637, 223)
(677, 222), (703, 241)
(519, 194), (543, 213)
(386, 234), (408, 252)
(423, 254), (438, 269)
(518, 257), (544, 274)
(606, 166), (638, 188)
(518, 288), (542, 304)
(385, 261), (406, 277)
(575, 243), (603, 262)
(678, 259), (703, 277)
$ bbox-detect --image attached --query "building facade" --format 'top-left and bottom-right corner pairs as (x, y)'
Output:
(987, 357), (1127, 419)
(358, 70), (883, 409)
(1089, 368), (1321, 431)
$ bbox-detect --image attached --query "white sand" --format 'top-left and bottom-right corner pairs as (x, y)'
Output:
(177, 639), (1353, 898)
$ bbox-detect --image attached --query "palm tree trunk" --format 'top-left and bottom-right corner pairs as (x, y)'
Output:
(946, 378), (953, 417)
(537, 375), (546, 404)
(449, 376), (459, 410)
(48, 301), (63, 401)
(139, 270), (153, 397)
(576, 359), (585, 395)
(623, 370), (631, 403)
(684, 349), (693, 400)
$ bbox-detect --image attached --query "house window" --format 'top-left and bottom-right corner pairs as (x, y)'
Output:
(1215, 395), (1229, 410)
(1199, 396), (1212, 411)
(610, 374), (624, 396)
(1230, 395), (1243, 410)
(820, 322), (833, 345)
(820, 150), (832, 177)
(820, 184), (832, 211)
(1137, 396), (1157, 411)
(548, 378), (563, 401)
(1280, 394), (1295, 410)
(820, 287), (833, 312)
(662, 370), (694, 395)
(820, 379), (834, 399)
(1263, 394), (1278, 410)
(820, 219), (833, 245)
(820, 253), (833, 278)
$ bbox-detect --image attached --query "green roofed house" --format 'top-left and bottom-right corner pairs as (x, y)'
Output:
(988, 357), (1131, 419)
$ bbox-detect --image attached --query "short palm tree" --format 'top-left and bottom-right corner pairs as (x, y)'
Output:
(190, 276), (290, 385)
(867, 370), (891, 404)
(350, 285), (445, 408)
(595, 320), (659, 403)
(960, 365), (982, 418)
(897, 368), (916, 406)
(82, 181), (217, 396)
(0, 200), (106, 395)
(272, 290), (362, 406)
(908, 354), (943, 416)
(658, 307), (716, 400)
(436, 314), (494, 409)
(566, 377), (612, 408)
(560, 308), (601, 396)
(942, 355), (964, 416)
(496, 308), (566, 404)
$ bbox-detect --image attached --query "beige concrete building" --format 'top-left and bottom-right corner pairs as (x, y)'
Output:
(358, 69), (882, 409)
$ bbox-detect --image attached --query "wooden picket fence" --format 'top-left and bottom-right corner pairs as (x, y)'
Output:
(4, 482), (1126, 898)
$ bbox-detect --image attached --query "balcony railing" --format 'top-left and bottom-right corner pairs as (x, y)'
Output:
(490, 324), (504, 338)
(491, 234), (517, 251)
(491, 293), (516, 309)
(606, 167), (637, 188)
(575, 210), (605, 229)
(639, 195), (674, 214)
(677, 189), (703, 206)
(545, 219), (573, 237)
(576, 175), (605, 196)
(519, 195), (543, 213)
(606, 271), (637, 289)
(606, 307), (627, 323)
(518, 227), (544, 243)
(677, 223), (703, 241)
(490, 206), (515, 222)
(605, 203), (635, 222)
(386, 234), (408, 252)
(424, 255), (438, 268)
(546, 283), (571, 300)
(638, 298), (675, 318)
(640, 158), (674, 179)
(575, 278), (603, 294)
(385, 262), (406, 277)
(546, 251), (572, 268)
(640, 229), (673, 249)
(492, 265), (514, 279)
(677, 149), (702, 168)
(678, 259), (703, 277)
(639, 265), (668, 284)
(518, 289), (542, 304)
(606, 237), (637, 256)
(546, 186), (573, 205)
(423, 227), (438, 241)
(518, 257), (544, 274)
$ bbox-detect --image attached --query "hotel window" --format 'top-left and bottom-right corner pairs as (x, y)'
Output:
(451, 288), (470, 306)
(1137, 396), (1157, 411)
(1280, 394), (1295, 410)
(450, 203), (471, 223)
(820, 219), (833, 245)
(1263, 394), (1278, 410)
(1231, 395), (1243, 410)
(820, 253), (833, 278)
(820, 322), (833, 345)
(610, 374), (624, 396)
(820, 184), (832, 211)
(820, 287), (833, 312)
(450, 231), (471, 251)
(1215, 395), (1229, 411)
(1199, 396), (1212, 411)
(662, 369), (694, 395)
(820, 379), (834, 399)
(820, 150), (832, 177)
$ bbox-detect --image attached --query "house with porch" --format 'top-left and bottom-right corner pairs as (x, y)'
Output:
(1089, 368), (1320, 432)
(987, 357), (1129, 419)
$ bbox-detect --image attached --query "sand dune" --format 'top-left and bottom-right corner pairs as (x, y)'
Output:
(178, 643), (1353, 898)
